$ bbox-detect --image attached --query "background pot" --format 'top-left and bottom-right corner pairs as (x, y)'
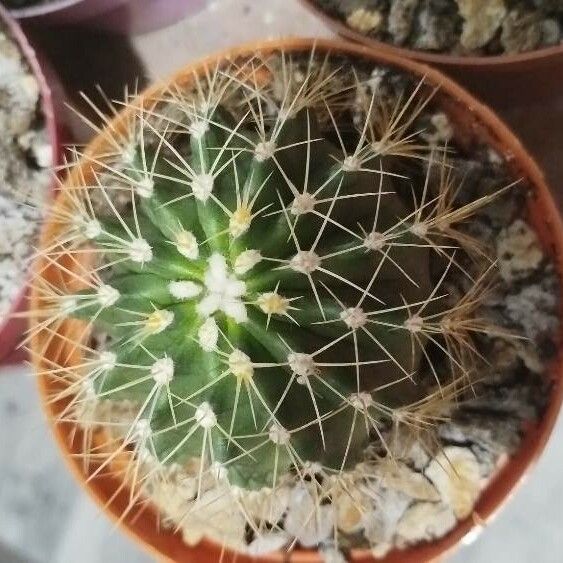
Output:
(0, 4), (63, 366)
(31, 37), (563, 562)
(299, 0), (563, 74)
(7, 0), (207, 35)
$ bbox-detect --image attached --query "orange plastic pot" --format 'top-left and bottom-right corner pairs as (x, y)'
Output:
(30, 38), (563, 562)
(300, 0), (563, 73)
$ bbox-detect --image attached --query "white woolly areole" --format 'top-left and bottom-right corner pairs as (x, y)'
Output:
(364, 231), (386, 251)
(269, 423), (290, 445)
(169, 281), (202, 300)
(145, 309), (174, 334)
(234, 249), (262, 275)
(195, 402), (217, 429)
(97, 284), (120, 308)
(254, 140), (277, 162)
(136, 177), (154, 199)
(288, 352), (317, 383)
(198, 253), (247, 323)
(151, 357), (174, 385)
(410, 222), (428, 238)
(291, 192), (316, 216)
(59, 295), (78, 315)
(257, 292), (289, 315)
(189, 119), (209, 140)
(174, 229), (199, 260)
(229, 206), (252, 238)
(349, 392), (374, 411)
(128, 237), (153, 263)
(134, 419), (152, 441)
(404, 315), (424, 333)
(340, 307), (367, 330)
(98, 350), (117, 372)
(228, 349), (254, 381)
(121, 143), (137, 165)
(290, 250), (321, 274)
(342, 155), (361, 172)
(81, 218), (102, 240)
(198, 317), (218, 351)
(191, 173), (214, 202)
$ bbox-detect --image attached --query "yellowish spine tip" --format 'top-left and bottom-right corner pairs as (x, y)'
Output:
(228, 349), (254, 381)
(229, 205), (253, 237)
(257, 292), (290, 316)
(145, 309), (174, 334)
(174, 229), (199, 260)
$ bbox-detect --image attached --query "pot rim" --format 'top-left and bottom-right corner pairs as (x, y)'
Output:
(7, 0), (85, 19)
(31, 37), (563, 563)
(299, 0), (563, 70)
(0, 4), (61, 360)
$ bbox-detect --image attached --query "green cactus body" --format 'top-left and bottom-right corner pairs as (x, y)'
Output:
(53, 55), (497, 497)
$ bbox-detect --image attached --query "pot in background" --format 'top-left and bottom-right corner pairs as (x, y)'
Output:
(30, 37), (563, 563)
(299, 0), (563, 73)
(7, 0), (207, 35)
(0, 4), (63, 365)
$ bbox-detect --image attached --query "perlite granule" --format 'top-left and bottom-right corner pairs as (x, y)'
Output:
(0, 21), (51, 322)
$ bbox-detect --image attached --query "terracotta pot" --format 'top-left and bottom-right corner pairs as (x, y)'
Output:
(0, 4), (63, 366)
(30, 38), (563, 562)
(7, 0), (206, 35)
(299, 0), (563, 73)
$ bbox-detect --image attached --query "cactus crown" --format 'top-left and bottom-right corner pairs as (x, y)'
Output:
(37, 49), (506, 524)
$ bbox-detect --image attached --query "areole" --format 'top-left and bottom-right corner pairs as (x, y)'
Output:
(31, 38), (563, 562)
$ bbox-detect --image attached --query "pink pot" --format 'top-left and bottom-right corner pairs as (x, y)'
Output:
(8, 0), (207, 34)
(0, 4), (63, 366)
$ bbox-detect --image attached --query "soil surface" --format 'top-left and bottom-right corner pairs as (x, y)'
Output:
(0, 20), (51, 321)
(312, 0), (563, 55)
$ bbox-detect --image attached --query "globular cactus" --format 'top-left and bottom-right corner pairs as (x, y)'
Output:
(34, 50), (507, 546)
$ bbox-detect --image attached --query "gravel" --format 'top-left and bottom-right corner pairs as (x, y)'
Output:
(312, 0), (563, 55)
(0, 20), (52, 323)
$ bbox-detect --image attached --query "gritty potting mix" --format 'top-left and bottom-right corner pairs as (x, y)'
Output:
(0, 20), (51, 325)
(312, 0), (563, 56)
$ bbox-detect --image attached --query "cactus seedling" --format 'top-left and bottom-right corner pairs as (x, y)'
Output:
(34, 49), (510, 551)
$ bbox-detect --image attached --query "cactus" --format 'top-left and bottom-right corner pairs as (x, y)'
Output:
(34, 49), (509, 548)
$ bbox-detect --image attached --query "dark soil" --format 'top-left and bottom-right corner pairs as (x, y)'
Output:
(312, 0), (563, 55)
